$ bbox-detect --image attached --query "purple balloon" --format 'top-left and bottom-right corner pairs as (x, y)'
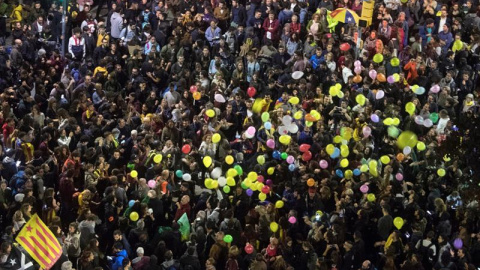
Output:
(266, 139), (275, 149)
(354, 60), (361, 67)
(319, 159), (328, 169)
(369, 70), (377, 80)
(387, 76), (395, 84)
(375, 90), (385, 100)
(266, 179), (273, 186)
(371, 114), (379, 123)
(430, 85), (440, 93)
(395, 173), (403, 181)
(354, 66), (362, 74)
(286, 155), (295, 164)
(246, 189), (253, 196)
(454, 238), (463, 249)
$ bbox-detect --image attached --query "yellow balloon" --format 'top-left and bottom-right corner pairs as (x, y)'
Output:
(340, 159), (349, 168)
(212, 133), (221, 143)
(153, 154), (162, 163)
(345, 170), (353, 179)
(130, 170), (138, 178)
(392, 118), (400, 126)
(340, 145), (349, 157)
(437, 168), (446, 177)
(405, 102), (415, 115)
(417, 142), (426, 151)
(383, 117), (394, 126)
(305, 121), (313, 127)
(130, 212), (139, 221)
(256, 182), (264, 191)
(443, 155), (451, 162)
(397, 131), (418, 149)
(205, 178), (213, 189)
(310, 110), (321, 121)
(203, 156), (213, 168)
(326, 144), (335, 155)
(360, 164), (369, 172)
(270, 222), (279, 232)
(367, 193), (376, 202)
(257, 155), (265, 165)
(380, 155), (391, 165)
(293, 111), (303, 120)
(393, 217), (404, 229)
(329, 86), (339, 96)
(334, 136), (343, 144)
(226, 177), (236, 186)
(225, 155), (234, 165)
(206, 109), (215, 118)
(356, 94), (366, 106)
(279, 135), (291, 145)
(244, 179), (252, 187)
(210, 180), (219, 189)
(267, 167), (275, 175)
(259, 193), (267, 201)
(275, 200), (284, 208)
(289, 96), (300, 105)
(248, 172), (258, 181)
(337, 91), (344, 98)
(227, 168), (238, 178)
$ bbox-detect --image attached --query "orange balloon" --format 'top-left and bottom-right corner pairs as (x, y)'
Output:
(307, 178), (315, 187)
(396, 153), (405, 161)
(377, 73), (386, 82)
(353, 75), (362, 83)
(193, 92), (201, 100)
(305, 114), (316, 122)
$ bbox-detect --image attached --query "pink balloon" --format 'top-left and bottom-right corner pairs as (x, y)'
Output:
(430, 85), (440, 93)
(247, 126), (256, 135)
(354, 60), (361, 67)
(286, 155), (295, 164)
(245, 244), (254, 254)
(387, 76), (395, 84)
(354, 66), (362, 74)
(395, 173), (403, 181)
(319, 160), (329, 169)
(148, 180), (156, 189)
(288, 216), (297, 224)
(375, 90), (385, 100)
(257, 175), (264, 182)
(266, 139), (275, 149)
(362, 126), (372, 137)
(369, 70), (377, 80)
(360, 184), (369, 193)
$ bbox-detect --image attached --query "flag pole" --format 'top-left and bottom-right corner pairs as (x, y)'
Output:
(61, 0), (68, 57)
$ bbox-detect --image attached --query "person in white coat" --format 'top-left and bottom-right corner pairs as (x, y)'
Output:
(110, 6), (123, 39)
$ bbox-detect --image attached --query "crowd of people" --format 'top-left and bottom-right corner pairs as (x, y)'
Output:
(0, 0), (480, 269)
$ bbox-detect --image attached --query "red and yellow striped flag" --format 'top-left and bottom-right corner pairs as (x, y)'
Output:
(15, 214), (62, 269)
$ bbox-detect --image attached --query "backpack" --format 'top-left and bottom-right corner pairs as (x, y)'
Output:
(9, 170), (25, 195)
(418, 241), (435, 265)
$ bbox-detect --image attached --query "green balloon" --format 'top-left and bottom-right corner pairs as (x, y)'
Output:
(234, 165), (243, 175)
(223, 186), (231, 193)
(429, 113), (439, 124)
(175, 170), (183, 178)
(388, 126), (400, 138)
(281, 152), (288, 160)
(241, 181), (249, 189)
(261, 112), (270, 122)
(223, 234), (233, 243)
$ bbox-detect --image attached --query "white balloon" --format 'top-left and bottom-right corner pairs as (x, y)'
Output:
(245, 131), (254, 139)
(218, 177), (227, 187)
(211, 167), (222, 179)
(423, 119), (433, 128)
(214, 94), (226, 103)
(278, 125), (289, 135)
(288, 124), (299, 134)
(403, 146), (412, 155)
(376, 90), (385, 100)
(282, 115), (293, 126)
(182, 173), (192, 181)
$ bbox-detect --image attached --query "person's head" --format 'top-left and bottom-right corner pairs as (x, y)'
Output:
(113, 242), (123, 253)
(73, 27), (81, 38)
(68, 222), (78, 234)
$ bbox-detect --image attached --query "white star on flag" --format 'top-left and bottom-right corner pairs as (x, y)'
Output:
(9, 258), (17, 266)
(347, 17), (352, 22)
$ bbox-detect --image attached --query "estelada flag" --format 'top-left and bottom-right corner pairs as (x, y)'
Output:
(15, 214), (62, 270)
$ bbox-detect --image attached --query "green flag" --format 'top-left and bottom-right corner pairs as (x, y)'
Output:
(177, 213), (190, 241)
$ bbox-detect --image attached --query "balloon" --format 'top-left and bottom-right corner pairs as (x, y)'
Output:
(175, 170), (184, 178)
(397, 131), (418, 149)
(225, 155), (234, 165)
(369, 160), (378, 177)
(130, 170), (138, 178)
(307, 178), (315, 187)
(331, 148), (340, 159)
(206, 109), (215, 118)
(393, 217), (404, 229)
(388, 126), (400, 138)
(392, 118), (400, 126)
(336, 169), (344, 178)
(356, 94), (366, 106)
(367, 193), (376, 202)
(362, 126), (372, 137)
(437, 168), (446, 177)
(280, 152), (288, 160)
(289, 97), (300, 105)
(430, 85), (440, 93)
(288, 164), (296, 171)
(423, 119), (433, 127)
(275, 200), (284, 209)
(387, 75), (395, 84)
(211, 167), (222, 179)
(414, 115), (424, 125)
(218, 176), (227, 187)
(353, 75), (362, 83)
(393, 73), (400, 82)
(402, 146), (411, 155)
(376, 90), (385, 100)
(390, 57), (400, 67)
(416, 142), (426, 151)
(302, 151), (312, 161)
(227, 177), (236, 186)
(326, 144), (335, 155)
(344, 169), (353, 179)
(245, 243), (254, 254)
(377, 73), (386, 82)
(340, 146), (349, 158)
(369, 69), (377, 80)
(380, 155), (391, 165)
(360, 184), (369, 193)
(373, 54), (383, 63)
(429, 113), (439, 124)
(279, 135), (291, 145)
(282, 115), (293, 126)
(354, 60), (361, 67)
(288, 216), (297, 224)
(340, 159), (349, 168)
(257, 175), (264, 183)
(129, 200), (135, 207)
(214, 93), (226, 103)
(395, 173), (403, 181)
(263, 121), (272, 130)
(130, 212), (139, 221)
(223, 235), (233, 243)
(246, 189), (253, 196)
(396, 153), (405, 161)
(340, 43), (351, 51)
(189, 85), (198, 93)
(223, 186), (230, 193)
(452, 40), (463, 52)
(248, 172), (258, 181)
(293, 111), (303, 120)
(454, 238), (463, 249)
(234, 165), (244, 175)
(266, 139), (275, 149)
(148, 180), (156, 188)
(270, 222), (279, 232)
(247, 86), (256, 97)
(182, 144), (191, 154)
(360, 164), (369, 172)
(272, 151), (281, 160)
(203, 156), (212, 168)
(193, 91), (201, 100)
(259, 193), (267, 201)
(319, 160), (328, 169)
(257, 155), (266, 165)
(354, 66), (362, 74)
(247, 126), (256, 136)
(383, 117), (394, 126)
(299, 144), (311, 152)
(405, 102), (415, 115)
(183, 173), (192, 181)
(371, 114), (379, 122)
(416, 87), (426, 95)
(353, 168), (361, 176)
(212, 133), (221, 143)
(261, 112), (270, 122)
(227, 168), (237, 178)
(149, 152), (161, 163)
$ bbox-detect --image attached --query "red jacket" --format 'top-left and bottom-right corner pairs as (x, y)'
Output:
(174, 203), (191, 221)
(263, 18), (280, 41)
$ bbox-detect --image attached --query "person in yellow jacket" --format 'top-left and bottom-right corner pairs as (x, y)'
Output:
(10, 3), (23, 29)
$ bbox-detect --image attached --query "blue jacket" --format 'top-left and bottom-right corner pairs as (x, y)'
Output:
(205, 26), (222, 46)
(111, 249), (128, 270)
(438, 30), (453, 54)
(310, 54), (325, 70)
(231, 5), (247, 26)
